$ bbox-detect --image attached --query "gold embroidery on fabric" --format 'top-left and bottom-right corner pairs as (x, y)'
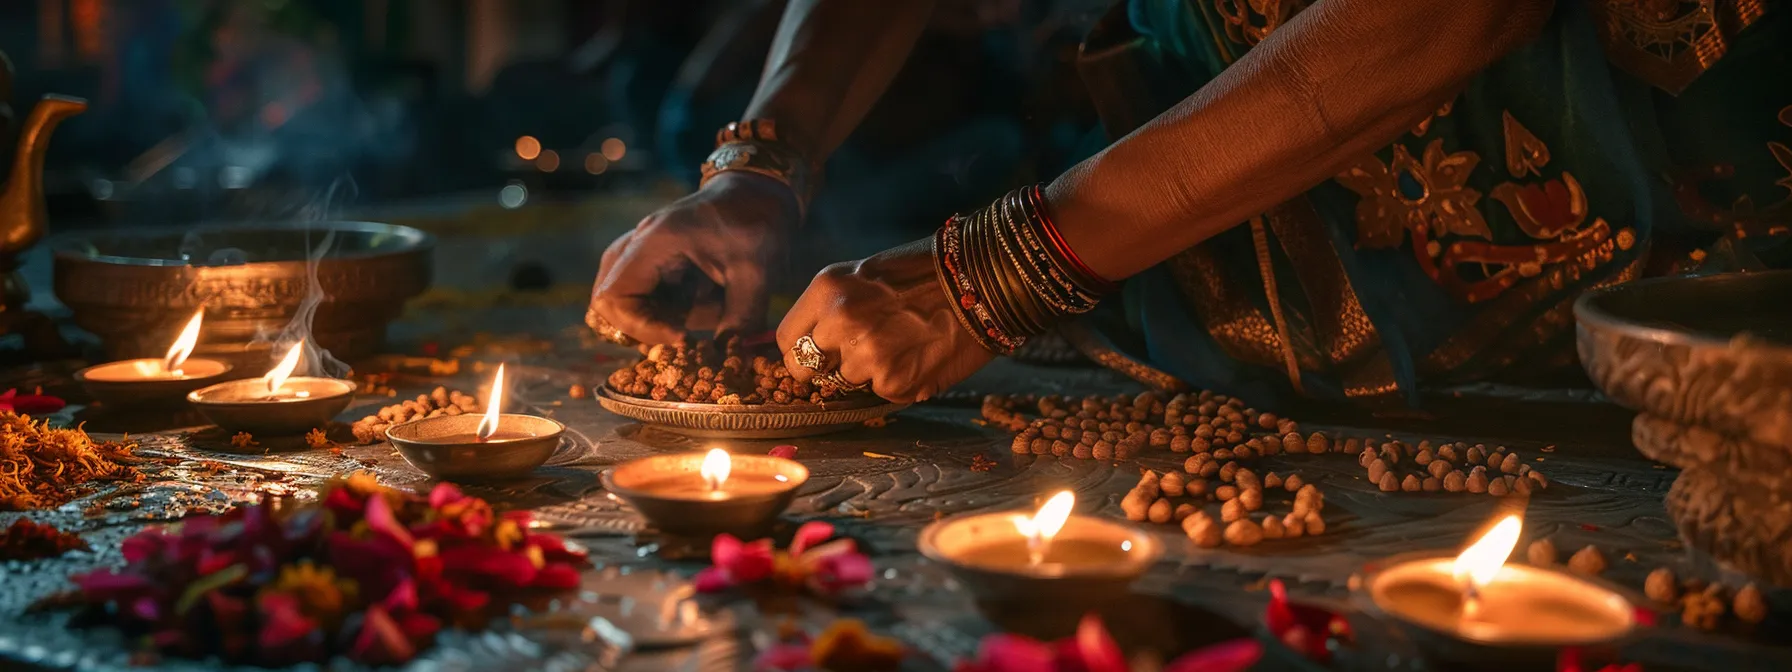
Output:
(1501, 111), (1550, 178)
(1056, 322), (1187, 392)
(1167, 246), (1293, 368)
(1412, 101), (1455, 137)
(1590, 0), (1767, 95)
(1249, 217), (1306, 395)
(1336, 140), (1491, 250)
(1213, 0), (1310, 47)
(1263, 200), (1382, 368)
(1671, 104), (1792, 237)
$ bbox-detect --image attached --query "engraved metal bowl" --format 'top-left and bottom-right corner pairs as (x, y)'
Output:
(188, 377), (356, 435)
(52, 221), (433, 365)
(595, 387), (907, 439)
(601, 452), (808, 538)
(387, 414), (566, 481)
(1575, 270), (1792, 450)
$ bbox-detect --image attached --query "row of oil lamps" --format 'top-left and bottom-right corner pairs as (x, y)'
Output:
(71, 312), (1638, 663)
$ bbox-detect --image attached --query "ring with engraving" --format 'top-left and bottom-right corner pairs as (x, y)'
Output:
(814, 370), (869, 393)
(790, 334), (834, 374)
(586, 309), (638, 346)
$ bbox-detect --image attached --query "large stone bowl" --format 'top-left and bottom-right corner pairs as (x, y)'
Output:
(53, 221), (432, 364)
(1574, 270), (1792, 586)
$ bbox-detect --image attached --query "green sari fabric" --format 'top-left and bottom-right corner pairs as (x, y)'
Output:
(1079, 0), (1792, 407)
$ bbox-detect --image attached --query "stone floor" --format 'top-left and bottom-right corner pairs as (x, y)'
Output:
(2, 196), (1789, 670)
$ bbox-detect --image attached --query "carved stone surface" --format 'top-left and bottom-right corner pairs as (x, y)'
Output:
(4, 337), (1792, 670)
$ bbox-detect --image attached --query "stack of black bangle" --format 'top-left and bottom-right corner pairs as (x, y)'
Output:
(933, 185), (1118, 355)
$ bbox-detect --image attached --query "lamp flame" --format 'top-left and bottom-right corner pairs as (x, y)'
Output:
(477, 363), (505, 441)
(162, 310), (204, 374)
(700, 448), (731, 492)
(1013, 490), (1076, 565)
(1453, 515), (1522, 594)
(262, 341), (305, 395)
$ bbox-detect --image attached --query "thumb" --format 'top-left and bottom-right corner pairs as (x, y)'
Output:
(716, 265), (770, 334)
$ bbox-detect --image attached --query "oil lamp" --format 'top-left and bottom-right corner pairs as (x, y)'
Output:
(387, 363), (565, 481)
(602, 447), (809, 538)
(918, 490), (1161, 636)
(76, 310), (232, 406)
(187, 340), (356, 434)
(1355, 514), (1639, 667)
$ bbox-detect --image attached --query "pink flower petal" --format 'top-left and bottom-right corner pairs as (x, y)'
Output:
(350, 605), (418, 666)
(693, 566), (736, 593)
(768, 445), (799, 459)
(973, 634), (1056, 672)
(428, 482), (468, 509)
(752, 642), (814, 671)
(1071, 613), (1128, 672)
(1163, 639), (1263, 672)
(363, 493), (415, 547)
(710, 534), (774, 583)
(806, 551), (873, 596)
(789, 522), (836, 558)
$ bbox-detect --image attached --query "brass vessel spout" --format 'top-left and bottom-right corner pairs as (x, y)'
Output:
(0, 94), (86, 258)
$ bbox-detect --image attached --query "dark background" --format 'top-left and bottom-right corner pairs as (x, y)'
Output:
(3, 0), (1110, 235)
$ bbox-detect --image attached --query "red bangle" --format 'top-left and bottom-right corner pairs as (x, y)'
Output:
(1029, 186), (1118, 293)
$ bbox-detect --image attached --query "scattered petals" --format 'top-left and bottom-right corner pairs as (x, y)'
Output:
(768, 445), (799, 459)
(955, 614), (1260, 672)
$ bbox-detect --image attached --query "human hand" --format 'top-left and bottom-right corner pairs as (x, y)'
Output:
(587, 172), (800, 344)
(776, 239), (995, 403)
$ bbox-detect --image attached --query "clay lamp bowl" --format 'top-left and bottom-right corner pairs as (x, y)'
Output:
(188, 341), (354, 435)
(919, 491), (1161, 636)
(77, 310), (232, 407)
(602, 448), (808, 539)
(387, 364), (565, 481)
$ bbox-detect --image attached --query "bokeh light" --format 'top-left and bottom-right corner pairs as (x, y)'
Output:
(514, 136), (542, 161)
(601, 138), (626, 162)
(536, 150), (560, 172)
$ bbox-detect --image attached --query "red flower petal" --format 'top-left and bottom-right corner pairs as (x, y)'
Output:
(437, 544), (538, 587)
(528, 563), (581, 589)
(428, 483), (468, 509)
(350, 605), (418, 666)
(752, 642), (814, 671)
(806, 551), (873, 596)
(0, 389), (65, 414)
(970, 634), (1055, 672)
(363, 493), (415, 547)
(693, 566), (735, 593)
(768, 445), (799, 459)
(789, 522), (835, 558)
(1164, 639), (1263, 672)
(711, 534), (774, 583)
(1070, 613), (1127, 672)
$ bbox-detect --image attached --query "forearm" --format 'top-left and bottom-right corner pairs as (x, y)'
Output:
(744, 0), (936, 167)
(1046, 0), (1553, 280)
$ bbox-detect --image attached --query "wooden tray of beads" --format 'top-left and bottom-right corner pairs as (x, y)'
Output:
(596, 387), (908, 439)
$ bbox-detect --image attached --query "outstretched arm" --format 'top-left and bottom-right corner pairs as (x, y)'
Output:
(1049, 0), (1555, 280)
(589, 0), (936, 344)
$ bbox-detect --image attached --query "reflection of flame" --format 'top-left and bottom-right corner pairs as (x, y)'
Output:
(1013, 490), (1076, 543)
(700, 448), (731, 492)
(1454, 515), (1522, 593)
(263, 341), (305, 395)
(162, 310), (205, 374)
(477, 363), (505, 441)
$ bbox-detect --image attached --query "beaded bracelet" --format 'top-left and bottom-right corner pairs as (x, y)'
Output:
(699, 119), (811, 214)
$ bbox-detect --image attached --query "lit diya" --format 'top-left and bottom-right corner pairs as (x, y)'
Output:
(602, 447), (809, 537)
(387, 363), (565, 481)
(188, 340), (355, 434)
(75, 310), (233, 406)
(919, 491), (1161, 635)
(1354, 514), (1639, 666)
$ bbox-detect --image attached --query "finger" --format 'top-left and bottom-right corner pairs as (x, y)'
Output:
(776, 269), (843, 381)
(717, 264), (769, 335)
(594, 240), (686, 344)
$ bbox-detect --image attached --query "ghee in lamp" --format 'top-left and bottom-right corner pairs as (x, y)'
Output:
(622, 448), (798, 499)
(1362, 515), (1636, 647)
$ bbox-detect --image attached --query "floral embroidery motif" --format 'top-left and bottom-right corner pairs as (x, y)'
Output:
(1335, 140), (1490, 249)
(1590, 0), (1766, 94)
(1338, 111), (1634, 304)
(1213, 0), (1310, 47)
(1670, 104), (1792, 237)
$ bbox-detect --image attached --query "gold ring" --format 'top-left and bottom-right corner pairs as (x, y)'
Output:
(814, 370), (869, 393)
(791, 335), (833, 374)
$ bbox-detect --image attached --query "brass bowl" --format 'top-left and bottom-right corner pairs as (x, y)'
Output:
(75, 358), (234, 407)
(1575, 271), (1792, 450)
(601, 452), (808, 538)
(595, 387), (906, 439)
(52, 221), (432, 365)
(188, 377), (356, 435)
(917, 512), (1161, 637)
(387, 414), (565, 481)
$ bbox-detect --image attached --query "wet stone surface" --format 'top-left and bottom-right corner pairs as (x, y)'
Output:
(1, 314), (1789, 671)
